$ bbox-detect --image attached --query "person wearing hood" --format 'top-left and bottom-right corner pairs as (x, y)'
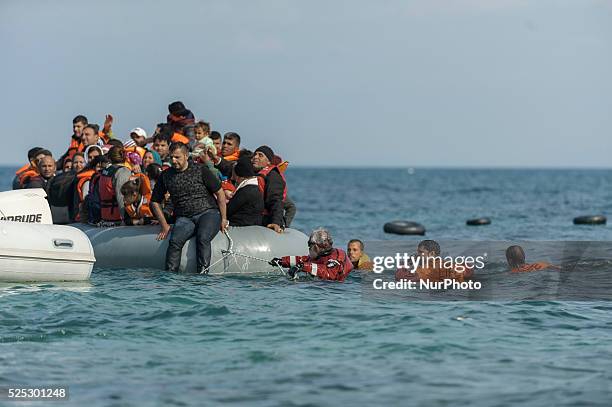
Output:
(227, 156), (264, 227)
(270, 228), (353, 282)
(166, 101), (194, 144)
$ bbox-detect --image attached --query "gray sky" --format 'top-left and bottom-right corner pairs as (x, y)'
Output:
(1, 0), (611, 167)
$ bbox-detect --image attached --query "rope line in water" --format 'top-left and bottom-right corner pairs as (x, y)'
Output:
(200, 230), (287, 276)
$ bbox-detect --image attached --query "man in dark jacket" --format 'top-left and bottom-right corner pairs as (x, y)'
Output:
(251, 145), (285, 233)
(227, 156), (264, 226)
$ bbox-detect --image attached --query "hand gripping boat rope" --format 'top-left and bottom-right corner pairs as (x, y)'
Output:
(200, 230), (288, 276)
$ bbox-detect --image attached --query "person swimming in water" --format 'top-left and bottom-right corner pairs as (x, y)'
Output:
(505, 245), (560, 272)
(395, 240), (473, 282)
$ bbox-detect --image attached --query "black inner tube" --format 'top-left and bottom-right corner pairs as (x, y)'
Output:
(383, 221), (426, 235)
(466, 217), (491, 226)
(573, 215), (606, 225)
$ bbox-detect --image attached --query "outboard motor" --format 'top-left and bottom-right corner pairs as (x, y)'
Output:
(0, 188), (53, 224)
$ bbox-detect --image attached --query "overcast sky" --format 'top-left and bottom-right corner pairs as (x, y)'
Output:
(1, 0), (611, 167)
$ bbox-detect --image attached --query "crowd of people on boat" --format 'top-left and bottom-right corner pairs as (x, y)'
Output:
(12, 101), (375, 277)
(11, 100), (555, 281)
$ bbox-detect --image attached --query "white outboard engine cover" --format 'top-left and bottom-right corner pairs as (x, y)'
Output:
(0, 188), (53, 225)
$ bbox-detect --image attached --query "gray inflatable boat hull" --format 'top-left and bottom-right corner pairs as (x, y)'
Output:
(73, 224), (308, 274)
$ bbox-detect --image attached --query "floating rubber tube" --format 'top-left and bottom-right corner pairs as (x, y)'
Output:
(573, 215), (606, 225)
(466, 217), (491, 226)
(383, 221), (425, 235)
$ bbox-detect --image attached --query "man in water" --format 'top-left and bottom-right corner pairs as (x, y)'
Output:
(395, 240), (473, 282)
(506, 245), (560, 272)
(150, 142), (228, 274)
(270, 228), (353, 281)
(347, 239), (373, 271)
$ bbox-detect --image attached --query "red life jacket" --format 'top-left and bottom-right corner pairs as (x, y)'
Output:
(257, 165), (288, 214)
(92, 165), (122, 222)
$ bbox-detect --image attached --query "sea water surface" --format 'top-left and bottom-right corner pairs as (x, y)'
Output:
(1, 167), (612, 406)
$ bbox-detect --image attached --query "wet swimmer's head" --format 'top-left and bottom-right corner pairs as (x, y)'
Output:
(347, 239), (365, 263)
(505, 245), (526, 269)
(72, 115), (88, 138)
(252, 145), (274, 171)
(37, 156), (56, 180)
(308, 228), (333, 258)
(169, 142), (190, 171)
(417, 240), (441, 257)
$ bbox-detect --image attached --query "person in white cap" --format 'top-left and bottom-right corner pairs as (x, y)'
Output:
(130, 127), (148, 147)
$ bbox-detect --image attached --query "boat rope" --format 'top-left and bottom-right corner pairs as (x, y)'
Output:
(200, 230), (287, 276)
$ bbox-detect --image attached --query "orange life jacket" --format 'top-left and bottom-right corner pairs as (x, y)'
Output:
(99, 130), (110, 144)
(124, 173), (153, 220)
(171, 133), (190, 145)
(223, 150), (240, 162)
(76, 169), (96, 202)
(18, 168), (40, 188)
(66, 136), (85, 160)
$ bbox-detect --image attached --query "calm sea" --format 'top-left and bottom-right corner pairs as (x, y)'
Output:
(1, 167), (611, 406)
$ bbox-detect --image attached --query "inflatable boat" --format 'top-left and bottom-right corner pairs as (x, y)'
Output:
(73, 224), (309, 274)
(0, 189), (95, 282)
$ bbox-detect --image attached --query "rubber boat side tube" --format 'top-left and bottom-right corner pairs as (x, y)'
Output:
(72, 224), (308, 274)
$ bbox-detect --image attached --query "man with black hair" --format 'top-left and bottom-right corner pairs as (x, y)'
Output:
(150, 142), (228, 274)
(221, 132), (241, 161)
(13, 147), (52, 189)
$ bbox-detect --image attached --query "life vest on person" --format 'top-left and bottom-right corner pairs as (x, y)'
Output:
(221, 179), (236, 193)
(281, 248), (353, 282)
(15, 164), (39, 189)
(124, 173), (153, 220)
(76, 169), (96, 202)
(90, 165), (122, 222)
(66, 136), (85, 161)
(171, 132), (190, 145)
(512, 262), (553, 273)
(223, 150), (240, 162)
(99, 130), (110, 144)
(257, 164), (288, 205)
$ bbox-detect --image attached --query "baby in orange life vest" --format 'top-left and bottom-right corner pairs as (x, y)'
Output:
(506, 245), (560, 273)
(395, 240), (473, 282)
(120, 175), (154, 225)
